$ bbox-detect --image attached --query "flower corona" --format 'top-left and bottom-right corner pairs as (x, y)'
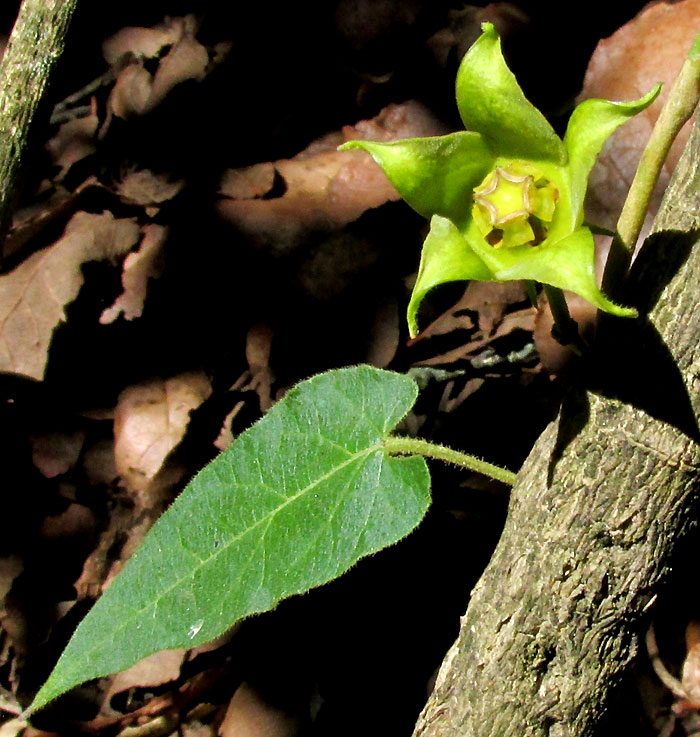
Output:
(340, 23), (660, 336)
(472, 163), (558, 248)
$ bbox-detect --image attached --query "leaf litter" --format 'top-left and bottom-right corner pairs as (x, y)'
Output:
(0, 3), (697, 737)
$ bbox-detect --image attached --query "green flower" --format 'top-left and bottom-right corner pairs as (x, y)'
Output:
(341, 23), (661, 337)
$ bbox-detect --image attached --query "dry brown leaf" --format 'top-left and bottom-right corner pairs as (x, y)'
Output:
(106, 16), (210, 120)
(149, 35), (209, 108)
(410, 281), (526, 344)
(102, 649), (187, 714)
(217, 101), (446, 251)
(415, 308), (534, 367)
(219, 164), (276, 199)
(213, 400), (244, 452)
(581, 0), (700, 234)
(114, 372), (212, 496)
(39, 503), (96, 544)
(218, 683), (300, 737)
(103, 16), (197, 65)
(74, 497), (139, 599)
(440, 377), (485, 414)
(101, 225), (168, 324)
(245, 323), (274, 412)
(182, 722), (216, 737)
(0, 557), (22, 610)
(29, 430), (85, 478)
(82, 436), (119, 486)
(45, 114), (99, 179)
(109, 64), (154, 118)
(682, 621), (700, 705)
(6, 178), (103, 261)
(116, 171), (184, 207)
(0, 720), (29, 737)
(533, 292), (597, 374)
(365, 295), (400, 368)
(0, 211), (140, 380)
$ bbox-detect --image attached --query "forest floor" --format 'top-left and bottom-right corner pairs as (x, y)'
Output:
(0, 1), (698, 736)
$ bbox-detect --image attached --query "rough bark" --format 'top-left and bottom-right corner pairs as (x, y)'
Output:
(412, 118), (700, 736)
(0, 0), (78, 253)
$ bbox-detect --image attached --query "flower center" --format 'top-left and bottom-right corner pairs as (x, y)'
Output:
(472, 163), (558, 248)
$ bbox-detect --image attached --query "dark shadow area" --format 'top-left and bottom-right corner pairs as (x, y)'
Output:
(545, 228), (700, 480)
(589, 228), (700, 443)
(547, 380), (590, 487)
(626, 228), (699, 315)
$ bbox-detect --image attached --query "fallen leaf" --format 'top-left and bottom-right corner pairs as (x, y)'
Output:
(217, 101), (446, 252)
(113, 372), (212, 498)
(219, 164), (276, 199)
(149, 35), (209, 108)
(82, 436), (119, 486)
(440, 377), (485, 414)
(45, 114), (99, 180)
(39, 503), (97, 544)
(365, 295), (400, 368)
(245, 323), (274, 412)
(219, 683), (300, 737)
(105, 16), (212, 119)
(533, 292), (596, 374)
(0, 211), (140, 380)
(0, 718), (28, 737)
(682, 621), (700, 705)
(108, 64), (154, 119)
(581, 0), (700, 234)
(415, 308), (534, 367)
(74, 496), (140, 599)
(102, 649), (187, 714)
(0, 557), (22, 611)
(116, 171), (184, 207)
(101, 225), (168, 323)
(182, 722), (216, 737)
(29, 430), (85, 478)
(103, 16), (197, 65)
(6, 179), (103, 261)
(410, 281), (526, 344)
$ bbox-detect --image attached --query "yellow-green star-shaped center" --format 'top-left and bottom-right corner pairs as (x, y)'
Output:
(472, 164), (558, 248)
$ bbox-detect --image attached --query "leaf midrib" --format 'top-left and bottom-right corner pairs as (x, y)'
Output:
(49, 439), (386, 688)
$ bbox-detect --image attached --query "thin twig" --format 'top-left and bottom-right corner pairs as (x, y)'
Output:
(602, 29), (700, 294)
(0, 0), (80, 263)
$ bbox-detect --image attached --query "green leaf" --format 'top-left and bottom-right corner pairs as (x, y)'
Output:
(456, 23), (566, 164)
(492, 227), (637, 317)
(408, 215), (493, 336)
(28, 366), (430, 716)
(340, 132), (493, 228)
(564, 84), (662, 216)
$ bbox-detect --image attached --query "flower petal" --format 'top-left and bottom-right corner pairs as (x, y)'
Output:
(340, 132), (493, 228)
(490, 227), (637, 317)
(456, 23), (566, 164)
(407, 215), (493, 336)
(564, 84), (662, 218)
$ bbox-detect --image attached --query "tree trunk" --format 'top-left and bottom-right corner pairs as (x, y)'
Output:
(412, 116), (700, 736)
(0, 0), (79, 253)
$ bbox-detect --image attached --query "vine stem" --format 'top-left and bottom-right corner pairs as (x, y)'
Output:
(383, 436), (517, 485)
(602, 28), (700, 294)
